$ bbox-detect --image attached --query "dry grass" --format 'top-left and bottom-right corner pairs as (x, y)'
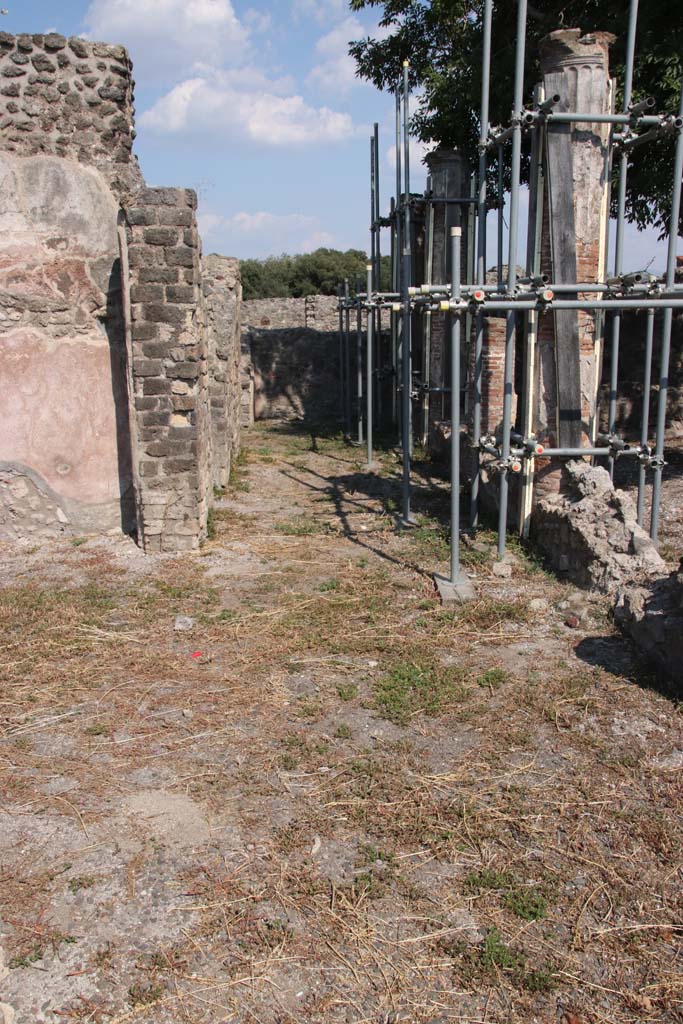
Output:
(1, 420), (682, 1023)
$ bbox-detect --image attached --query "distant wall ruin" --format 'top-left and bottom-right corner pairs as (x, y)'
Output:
(0, 32), (242, 551)
(241, 296), (341, 423)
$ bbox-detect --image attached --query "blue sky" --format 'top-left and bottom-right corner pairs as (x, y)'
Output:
(7, 1), (678, 271)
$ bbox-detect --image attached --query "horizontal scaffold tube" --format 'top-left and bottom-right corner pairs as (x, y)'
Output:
(445, 298), (683, 311)
(409, 282), (683, 297)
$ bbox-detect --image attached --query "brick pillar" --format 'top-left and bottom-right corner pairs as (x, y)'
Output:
(120, 187), (212, 552)
(425, 149), (470, 438)
(534, 29), (614, 498)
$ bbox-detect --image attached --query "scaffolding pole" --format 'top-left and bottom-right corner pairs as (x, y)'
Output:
(470, 0), (493, 532)
(497, 0), (528, 560)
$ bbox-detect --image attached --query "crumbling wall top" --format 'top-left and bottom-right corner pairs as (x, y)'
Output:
(0, 31), (143, 200)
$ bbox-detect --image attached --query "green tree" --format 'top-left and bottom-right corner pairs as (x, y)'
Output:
(240, 248), (392, 299)
(349, 0), (683, 235)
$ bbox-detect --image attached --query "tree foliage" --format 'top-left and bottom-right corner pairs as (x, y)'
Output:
(349, 0), (683, 235)
(240, 248), (392, 299)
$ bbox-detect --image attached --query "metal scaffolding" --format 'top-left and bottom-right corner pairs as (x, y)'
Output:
(337, 0), (682, 594)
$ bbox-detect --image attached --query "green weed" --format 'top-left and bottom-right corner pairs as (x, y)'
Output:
(374, 658), (469, 725)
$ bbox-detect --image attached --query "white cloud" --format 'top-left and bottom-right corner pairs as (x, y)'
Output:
(198, 209), (335, 257)
(307, 16), (362, 96)
(83, 0), (250, 81)
(292, 0), (349, 25)
(140, 66), (357, 145)
(243, 8), (272, 34)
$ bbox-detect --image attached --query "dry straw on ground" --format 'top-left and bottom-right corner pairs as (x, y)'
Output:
(1, 422), (681, 1023)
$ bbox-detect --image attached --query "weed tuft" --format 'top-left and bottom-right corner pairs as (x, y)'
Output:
(374, 657), (469, 725)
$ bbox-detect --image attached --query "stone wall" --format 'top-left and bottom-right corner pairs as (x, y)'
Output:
(0, 33), (242, 552)
(248, 327), (341, 423)
(203, 254), (242, 489)
(0, 153), (134, 541)
(120, 187), (213, 553)
(242, 294), (339, 333)
(0, 32), (143, 199)
(241, 294), (340, 424)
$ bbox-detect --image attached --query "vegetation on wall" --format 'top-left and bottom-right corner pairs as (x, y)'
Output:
(240, 248), (392, 300)
(349, 0), (683, 236)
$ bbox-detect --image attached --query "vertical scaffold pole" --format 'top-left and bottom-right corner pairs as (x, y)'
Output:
(651, 84), (683, 543)
(374, 122), (383, 429)
(401, 59), (414, 523)
(370, 131), (377, 282)
(637, 308), (654, 526)
(356, 273), (364, 446)
(390, 196), (398, 425)
(366, 262), (374, 466)
(471, 0), (493, 531)
(497, 0), (527, 560)
(497, 145), (504, 291)
(450, 227), (463, 583)
(395, 89), (403, 442)
(422, 197), (435, 446)
(337, 283), (346, 425)
(608, 0), (639, 480)
(343, 278), (352, 437)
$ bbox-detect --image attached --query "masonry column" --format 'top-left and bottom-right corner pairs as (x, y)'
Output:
(121, 187), (212, 553)
(534, 29), (614, 498)
(424, 150), (470, 443)
(203, 254), (242, 489)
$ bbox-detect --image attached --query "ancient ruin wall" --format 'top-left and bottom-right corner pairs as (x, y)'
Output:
(0, 32), (144, 540)
(121, 187), (213, 553)
(203, 254), (242, 489)
(0, 154), (134, 540)
(241, 295), (341, 423)
(0, 32), (143, 198)
(0, 32), (245, 552)
(242, 295), (339, 332)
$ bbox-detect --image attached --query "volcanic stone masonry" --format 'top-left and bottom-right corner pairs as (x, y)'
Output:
(0, 32), (242, 552)
(241, 296), (342, 423)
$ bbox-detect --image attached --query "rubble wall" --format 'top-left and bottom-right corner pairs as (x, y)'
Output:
(0, 32), (143, 199)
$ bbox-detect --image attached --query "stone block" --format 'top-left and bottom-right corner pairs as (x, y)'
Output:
(126, 207), (157, 227)
(44, 33), (67, 50)
(141, 410), (171, 427)
(134, 358), (164, 378)
(145, 440), (174, 457)
(143, 378), (172, 396)
(132, 323), (160, 342)
(131, 284), (164, 303)
(127, 244), (162, 268)
(138, 266), (179, 284)
(68, 37), (90, 58)
(135, 396), (158, 411)
(142, 342), (170, 359)
(173, 362), (200, 380)
(172, 401), (196, 419)
(31, 54), (56, 73)
(142, 303), (189, 326)
(144, 226), (179, 247)
(157, 207), (193, 227)
(166, 285), (195, 304)
(165, 246), (195, 268)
